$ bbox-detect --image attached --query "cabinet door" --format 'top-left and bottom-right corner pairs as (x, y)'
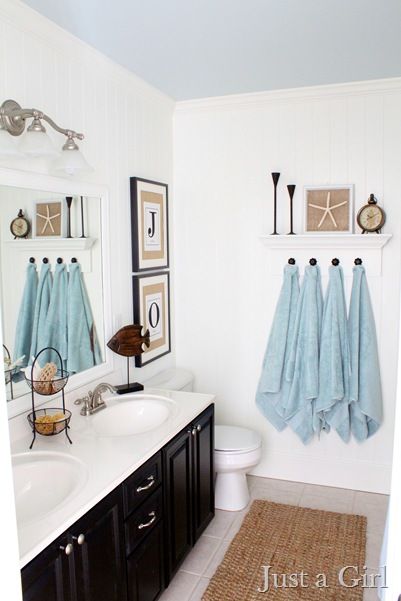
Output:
(193, 405), (215, 541)
(21, 535), (72, 601)
(126, 521), (164, 601)
(71, 488), (127, 601)
(163, 427), (193, 581)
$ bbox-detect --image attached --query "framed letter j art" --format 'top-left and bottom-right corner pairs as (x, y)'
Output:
(130, 177), (169, 271)
(133, 272), (171, 366)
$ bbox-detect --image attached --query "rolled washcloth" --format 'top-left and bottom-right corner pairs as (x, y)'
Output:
(67, 262), (102, 374)
(14, 262), (38, 367)
(348, 264), (383, 441)
(315, 265), (351, 441)
(284, 264), (323, 444)
(29, 262), (52, 360)
(42, 262), (68, 367)
(255, 263), (300, 430)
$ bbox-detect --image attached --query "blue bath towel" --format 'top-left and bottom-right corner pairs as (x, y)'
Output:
(316, 265), (351, 441)
(42, 262), (68, 368)
(348, 265), (383, 441)
(29, 262), (52, 361)
(14, 263), (38, 367)
(67, 262), (102, 374)
(255, 264), (300, 430)
(284, 265), (323, 444)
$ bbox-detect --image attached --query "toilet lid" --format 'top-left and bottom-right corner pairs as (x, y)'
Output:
(215, 425), (262, 453)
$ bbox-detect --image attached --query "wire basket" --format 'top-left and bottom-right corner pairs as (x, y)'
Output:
(25, 369), (69, 395)
(27, 408), (72, 437)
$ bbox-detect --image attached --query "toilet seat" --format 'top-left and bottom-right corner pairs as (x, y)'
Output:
(215, 425), (262, 454)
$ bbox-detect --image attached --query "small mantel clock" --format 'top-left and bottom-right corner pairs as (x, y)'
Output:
(356, 194), (386, 234)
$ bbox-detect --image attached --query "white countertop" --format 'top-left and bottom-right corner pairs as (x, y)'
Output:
(10, 388), (215, 568)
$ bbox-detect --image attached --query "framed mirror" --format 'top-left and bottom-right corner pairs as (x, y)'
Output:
(0, 168), (114, 418)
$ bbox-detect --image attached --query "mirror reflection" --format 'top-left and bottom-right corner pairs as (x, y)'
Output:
(0, 185), (105, 401)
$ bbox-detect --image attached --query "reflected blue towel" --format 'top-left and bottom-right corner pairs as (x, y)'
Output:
(42, 263), (68, 367)
(67, 262), (102, 374)
(316, 265), (351, 441)
(255, 264), (300, 430)
(284, 265), (323, 444)
(349, 265), (383, 441)
(29, 263), (52, 361)
(14, 263), (38, 367)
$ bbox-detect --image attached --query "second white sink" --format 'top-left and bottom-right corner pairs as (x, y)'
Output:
(92, 394), (177, 437)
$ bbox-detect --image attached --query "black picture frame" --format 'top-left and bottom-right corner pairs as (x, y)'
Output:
(130, 177), (169, 272)
(133, 271), (171, 367)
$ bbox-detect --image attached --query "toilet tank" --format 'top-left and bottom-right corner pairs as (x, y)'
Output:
(144, 368), (194, 392)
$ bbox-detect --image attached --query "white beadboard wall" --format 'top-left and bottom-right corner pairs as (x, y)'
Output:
(174, 79), (401, 493)
(0, 0), (175, 385)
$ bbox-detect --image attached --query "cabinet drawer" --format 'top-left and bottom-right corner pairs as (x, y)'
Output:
(126, 520), (165, 601)
(123, 452), (162, 516)
(125, 487), (163, 556)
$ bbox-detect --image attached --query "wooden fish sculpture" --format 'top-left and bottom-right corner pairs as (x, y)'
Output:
(107, 324), (150, 357)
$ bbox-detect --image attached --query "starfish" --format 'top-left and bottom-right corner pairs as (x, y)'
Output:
(37, 204), (61, 234)
(309, 192), (347, 229)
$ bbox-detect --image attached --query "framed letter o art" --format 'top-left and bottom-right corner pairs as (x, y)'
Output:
(133, 272), (171, 366)
(130, 177), (169, 271)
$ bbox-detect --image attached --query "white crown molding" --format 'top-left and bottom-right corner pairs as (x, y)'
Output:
(175, 77), (401, 113)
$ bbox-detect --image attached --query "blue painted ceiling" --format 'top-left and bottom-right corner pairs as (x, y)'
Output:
(22, 0), (401, 100)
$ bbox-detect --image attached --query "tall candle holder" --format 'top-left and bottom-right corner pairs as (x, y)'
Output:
(287, 184), (296, 235)
(271, 172), (280, 235)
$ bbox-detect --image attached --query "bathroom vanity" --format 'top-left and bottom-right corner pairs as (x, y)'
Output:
(17, 399), (214, 601)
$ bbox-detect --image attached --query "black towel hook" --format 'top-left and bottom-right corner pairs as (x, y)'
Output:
(331, 258), (340, 266)
(42, 257), (49, 264)
(354, 258), (363, 265)
(309, 258), (317, 266)
(288, 257), (296, 265)
(29, 257), (35, 263)
(71, 257), (78, 263)
(57, 257), (63, 264)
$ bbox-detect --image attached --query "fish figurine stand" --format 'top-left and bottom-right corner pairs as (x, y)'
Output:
(107, 324), (150, 394)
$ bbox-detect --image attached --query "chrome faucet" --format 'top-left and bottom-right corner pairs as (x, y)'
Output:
(74, 382), (117, 416)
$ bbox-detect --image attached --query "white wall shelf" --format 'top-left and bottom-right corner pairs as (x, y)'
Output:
(4, 237), (95, 251)
(260, 233), (392, 250)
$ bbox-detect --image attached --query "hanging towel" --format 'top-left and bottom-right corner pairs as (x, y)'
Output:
(284, 265), (323, 444)
(315, 265), (351, 441)
(67, 262), (102, 374)
(255, 264), (300, 430)
(29, 262), (52, 360)
(13, 263), (38, 367)
(42, 262), (68, 367)
(348, 264), (383, 441)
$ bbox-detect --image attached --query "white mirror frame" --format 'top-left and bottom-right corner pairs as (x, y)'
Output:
(0, 167), (114, 418)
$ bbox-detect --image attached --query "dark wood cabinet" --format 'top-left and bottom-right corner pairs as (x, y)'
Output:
(21, 404), (214, 601)
(164, 405), (214, 581)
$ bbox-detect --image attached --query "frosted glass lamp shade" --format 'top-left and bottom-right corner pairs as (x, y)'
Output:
(52, 147), (93, 176)
(0, 128), (21, 157)
(18, 130), (58, 158)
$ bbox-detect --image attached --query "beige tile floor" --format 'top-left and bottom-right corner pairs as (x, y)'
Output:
(159, 475), (388, 601)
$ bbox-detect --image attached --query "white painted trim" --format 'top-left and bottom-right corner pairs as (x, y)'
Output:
(260, 233), (392, 250)
(175, 77), (401, 113)
(4, 238), (95, 251)
(0, 168), (115, 418)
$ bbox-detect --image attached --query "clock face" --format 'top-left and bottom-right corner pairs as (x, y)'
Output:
(11, 217), (30, 238)
(358, 205), (384, 231)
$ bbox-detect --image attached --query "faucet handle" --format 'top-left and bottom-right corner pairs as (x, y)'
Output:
(74, 395), (91, 416)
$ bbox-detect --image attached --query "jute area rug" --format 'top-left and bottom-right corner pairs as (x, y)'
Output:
(202, 500), (367, 600)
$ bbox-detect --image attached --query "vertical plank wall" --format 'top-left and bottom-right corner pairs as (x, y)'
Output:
(174, 80), (401, 493)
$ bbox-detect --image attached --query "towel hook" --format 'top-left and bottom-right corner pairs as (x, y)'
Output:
(354, 258), (363, 265)
(57, 257), (63, 264)
(331, 258), (340, 266)
(71, 257), (78, 263)
(288, 258), (296, 265)
(309, 258), (317, 266)
(29, 257), (35, 263)
(42, 257), (49, 264)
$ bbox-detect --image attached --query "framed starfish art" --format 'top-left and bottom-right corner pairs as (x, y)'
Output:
(33, 200), (65, 238)
(304, 185), (353, 234)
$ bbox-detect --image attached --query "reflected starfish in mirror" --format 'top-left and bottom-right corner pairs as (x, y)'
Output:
(37, 204), (61, 234)
(309, 192), (347, 229)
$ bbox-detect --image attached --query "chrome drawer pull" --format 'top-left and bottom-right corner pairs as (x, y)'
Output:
(60, 543), (73, 556)
(138, 511), (156, 530)
(72, 533), (85, 545)
(136, 475), (155, 492)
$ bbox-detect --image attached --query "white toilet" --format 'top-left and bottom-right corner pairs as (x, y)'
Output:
(144, 369), (262, 512)
(214, 425), (262, 511)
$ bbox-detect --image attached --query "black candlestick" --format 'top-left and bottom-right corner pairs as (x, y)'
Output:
(66, 197), (73, 238)
(80, 196), (86, 238)
(271, 172), (280, 235)
(287, 184), (296, 235)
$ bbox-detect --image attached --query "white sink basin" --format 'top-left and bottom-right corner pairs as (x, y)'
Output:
(92, 394), (177, 437)
(12, 451), (88, 527)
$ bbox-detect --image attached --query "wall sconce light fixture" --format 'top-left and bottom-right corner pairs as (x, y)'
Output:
(0, 99), (92, 176)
